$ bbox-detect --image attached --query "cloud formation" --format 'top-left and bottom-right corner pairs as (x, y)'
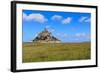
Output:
(79, 16), (90, 23)
(23, 13), (27, 20)
(23, 13), (48, 23)
(51, 15), (62, 21)
(45, 25), (55, 32)
(75, 33), (90, 39)
(45, 25), (51, 29)
(62, 17), (72, 24)
(56, 33), (68, 38)
(84, 18), (90, 22)
(75, 32), (86, 37)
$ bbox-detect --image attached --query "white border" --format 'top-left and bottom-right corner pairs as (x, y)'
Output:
(16, 3), (96, 70)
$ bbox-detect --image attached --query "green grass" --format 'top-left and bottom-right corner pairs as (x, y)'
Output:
(22, 42), (91, 63)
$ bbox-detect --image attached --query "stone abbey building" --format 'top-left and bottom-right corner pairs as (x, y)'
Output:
(33, 28), (61, 43)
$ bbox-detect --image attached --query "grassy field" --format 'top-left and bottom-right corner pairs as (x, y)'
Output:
(22, 42), (91, 63)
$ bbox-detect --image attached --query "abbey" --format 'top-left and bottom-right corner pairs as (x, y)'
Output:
(33, 28), (61, 43)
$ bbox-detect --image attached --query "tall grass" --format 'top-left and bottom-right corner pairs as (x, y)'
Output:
(22, 42), (91, 63)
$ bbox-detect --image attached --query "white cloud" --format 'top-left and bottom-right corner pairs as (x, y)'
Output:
(51, 15), (62, 21)
(84, 18), (90, 22)
(62, 17), (72, 24)
(75, 32), (90, 39)
(79, 16), (90, 23)
(45, 25), (55, 32)
(49, 28), (55, 32)
(23, 13), (48, 23)
(56, 33), (68, 38)
(23, 13), (27, 20)
(75, 32), (86, 37)
(50, 29), (55, 32)
(75, 33), (91, 41)
(79, 16), (87, 22)
(45, 25), (51, 29)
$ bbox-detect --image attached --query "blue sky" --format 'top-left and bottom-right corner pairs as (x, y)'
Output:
(22, 10), (91, 42)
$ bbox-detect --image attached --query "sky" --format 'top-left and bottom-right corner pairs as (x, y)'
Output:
(22, 10), (91, 43)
